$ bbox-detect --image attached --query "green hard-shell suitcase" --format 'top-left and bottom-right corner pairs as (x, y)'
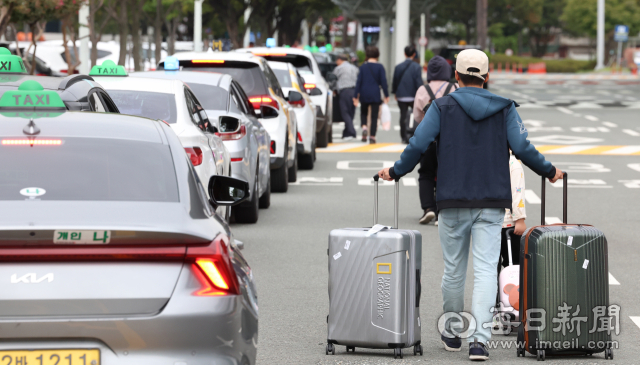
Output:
(517, 173), (614, 361)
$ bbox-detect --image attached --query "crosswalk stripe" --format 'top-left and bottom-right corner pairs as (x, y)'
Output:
(545, 217), (563, 224)
(623, 129), (640, 136)
(371, 144), (407, 153)
(524, 190), (541, 204)
(319, 144), (640, 155)
(609, 273), (620, 285)
(322, 143), (364, 152)
(544, 145), (598, 154)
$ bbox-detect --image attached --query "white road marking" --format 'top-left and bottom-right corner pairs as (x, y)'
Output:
(570, 127), (609, 133)
(545, 217), (563, 224)
(519, 103), (546, 108)
(602, 122), (617, 128)
(603, 146), (640, 155)
(528, 135), (603, 145)
(622, 129), (640, 137)
(371, 144), (406, 152)
(544, 145), (598, 154)
(524, 190), (541, 204)
(551, 179), (611, 188)
(609, 273), (620, 285)
(630, 317), (640, 330)
(553, 162), (610, 173)
(569, 102), (603, 109)
(337, 160), (394, 170)
(627, 163), (640, 172)
(358, 177), (394, 186)
(289, 177), (344, 186)
(403, 178), (417, 186)
(394, 125), (401, 131)
(584, 115), (599, 121)
(619, 180), (640, 188)
(557, 107), (574, 115)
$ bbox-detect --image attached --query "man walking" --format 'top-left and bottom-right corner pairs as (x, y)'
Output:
(392, 46), (423, 143)
(378, 49), (564, 361)
(333, 54), (358, 140)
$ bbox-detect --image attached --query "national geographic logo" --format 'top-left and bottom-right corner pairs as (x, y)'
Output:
(376, 263), (391, 319)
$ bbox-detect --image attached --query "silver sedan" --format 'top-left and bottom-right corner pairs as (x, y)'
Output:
(132, 71), (271, 224)
(0, 111), (258, 364)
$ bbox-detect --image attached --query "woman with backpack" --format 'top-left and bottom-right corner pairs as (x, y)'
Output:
(353, 46), (389, 144)
(413, 55), (458, 225)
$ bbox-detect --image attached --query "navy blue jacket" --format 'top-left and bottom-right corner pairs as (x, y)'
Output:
(392, 59), (423, 98)
(354, 62), (389, 104)
(389, 87), (556, 210)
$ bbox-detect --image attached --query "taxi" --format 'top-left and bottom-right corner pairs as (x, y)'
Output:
(90, 60), (233, 220)
(0, 80), (258, 365)
(0, 47), (119, 112)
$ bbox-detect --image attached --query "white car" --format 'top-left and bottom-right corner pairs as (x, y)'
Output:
(93, 73), (232, 219)
(158, 51), (298, 192)
(268, 60), (317, 169)
(236, 47), (333, 148)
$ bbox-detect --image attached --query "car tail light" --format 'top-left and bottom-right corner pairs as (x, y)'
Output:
(248, 95), (279, 110)
(270, 141), (276, 154)
(0, 246), (187, 262)
(184, 147), (203, 166)
(187, 235), (240, 296)
(297, 132), (303, 142)
(304, 83), (316, 90)
(289, 97), (305, 108)
(2, 139), (62, 145)
(216, 125), (246, 141)
(231, 157), (243, 162)
(192, 60), (225, 64)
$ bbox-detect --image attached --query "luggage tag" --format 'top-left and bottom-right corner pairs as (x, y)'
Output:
(366, 224), (390, 237)
(567, 236), (573, 247)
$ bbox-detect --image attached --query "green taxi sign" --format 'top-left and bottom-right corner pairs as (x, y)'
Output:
(89, 60), (128, 76)
(0, 80), (66, 110)
(0, 47), (27, 74)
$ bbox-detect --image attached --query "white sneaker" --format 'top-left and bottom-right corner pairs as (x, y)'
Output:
(343, 136), (355, 141)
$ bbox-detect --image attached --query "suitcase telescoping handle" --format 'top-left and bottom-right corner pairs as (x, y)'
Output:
(505, 227), (515, 267)
(372, 174), (399, 229)
(540, 172), (568, 225)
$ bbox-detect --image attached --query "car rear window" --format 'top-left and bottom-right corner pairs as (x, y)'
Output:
(174, 61), (268, 97)
(257, 55), (313, 74)
(272, 69), (293, 88)
(0, 138), (179, 202)
(186, 83), (228, 111)
(108, 90), (178, 123)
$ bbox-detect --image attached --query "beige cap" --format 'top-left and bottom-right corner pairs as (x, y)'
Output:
(456, 49), (489, 81)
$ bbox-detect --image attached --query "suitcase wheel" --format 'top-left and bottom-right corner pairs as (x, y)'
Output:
(346, 346), (355, 353)
(393, 348), (403, 359)
(605, 348), (614, 360)
(536, 349), (545, 361)
(326, 343), (335, 355)
(517, 347), (525, 357)
(413, 344), (423, 356)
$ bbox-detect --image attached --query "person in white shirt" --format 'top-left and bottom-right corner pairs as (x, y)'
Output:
(500, 153), (527, 268)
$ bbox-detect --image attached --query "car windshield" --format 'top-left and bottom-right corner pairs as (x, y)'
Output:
(177, 61), (268, 97)
(272, 69), (293, 87)
(185, 83), (228, 111)
(0, 137), (179, 202)
(107, 90), (178, 123)
(255, 54), (313, 74)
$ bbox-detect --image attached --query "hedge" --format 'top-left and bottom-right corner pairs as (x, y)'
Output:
(488, 54), (596, 73)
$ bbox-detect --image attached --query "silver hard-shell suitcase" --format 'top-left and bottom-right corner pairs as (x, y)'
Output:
(326, 175), (423, 359)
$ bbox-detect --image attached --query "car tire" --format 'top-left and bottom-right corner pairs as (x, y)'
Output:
(259, 171), (271, 209)
(316, 121), (329, 148)
(233, 171), (259, 224)
(299, 142), (315, 170)
(328, 122), (332, 144)
(271, 142), (289, 193)
(288, 150), (298, 182)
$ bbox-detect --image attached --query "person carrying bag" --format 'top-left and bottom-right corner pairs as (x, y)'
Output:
(353, 46), (389, 144)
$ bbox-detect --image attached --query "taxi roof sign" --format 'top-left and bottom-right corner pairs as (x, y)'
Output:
(89, 60), (128, 76)
(0, 47), (27, 74)
(0, 80), (66, 110)
(164, 56), (180, 71)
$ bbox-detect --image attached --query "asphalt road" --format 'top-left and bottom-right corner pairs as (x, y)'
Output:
(233, 80), (640, 364)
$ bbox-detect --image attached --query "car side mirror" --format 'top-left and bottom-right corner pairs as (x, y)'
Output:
(259, 105), (279, 119)
(208, 175), (249, 207)
(287, 90), (303, 103)
(307, 87), (323, 96)
(218, 115), (241, 133)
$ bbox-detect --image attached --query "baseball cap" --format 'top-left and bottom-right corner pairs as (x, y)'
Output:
(456, 49), (489, 81)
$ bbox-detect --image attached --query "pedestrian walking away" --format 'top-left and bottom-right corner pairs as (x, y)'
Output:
(354, 46), (389, 144)
(333, 54), (359, 140)
(392, 45), (423, 144)
(377, 49), (564, 361)
(413, 55), (458, 225)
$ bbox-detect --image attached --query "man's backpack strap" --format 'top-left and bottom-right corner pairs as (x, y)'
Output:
(443, 82), (456, 96)
(422, 84), (437, 113)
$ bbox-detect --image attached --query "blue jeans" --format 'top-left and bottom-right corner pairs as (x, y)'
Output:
(438, 208), (504, 344)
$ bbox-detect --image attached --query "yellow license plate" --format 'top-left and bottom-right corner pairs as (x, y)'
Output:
(0, 349), (100, 365)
